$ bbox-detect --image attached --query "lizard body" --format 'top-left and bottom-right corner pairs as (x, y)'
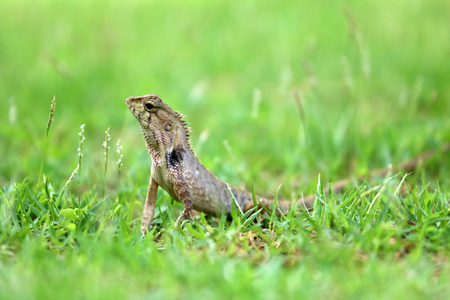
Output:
(126, 94), (299, 236)
(126, 94), (449, 237)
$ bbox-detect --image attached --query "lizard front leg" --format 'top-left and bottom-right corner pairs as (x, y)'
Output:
(141, 177), (158, 237)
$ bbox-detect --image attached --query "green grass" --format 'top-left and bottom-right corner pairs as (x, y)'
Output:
(1, 0), (450, 299)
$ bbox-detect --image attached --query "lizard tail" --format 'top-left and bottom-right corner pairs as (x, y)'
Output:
(244, 142), (450, 214)
(243, 195), (315, 213)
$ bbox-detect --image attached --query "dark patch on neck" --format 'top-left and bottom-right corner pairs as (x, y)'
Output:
(166, 147), (184, 168)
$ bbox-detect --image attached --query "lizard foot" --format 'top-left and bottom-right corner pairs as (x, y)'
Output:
(141, 225), (148, 238)
(171, 209), (192, 232)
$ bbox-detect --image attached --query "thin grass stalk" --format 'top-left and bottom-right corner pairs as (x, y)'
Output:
(116, 139), (123, 202)
(77, 124), (86, 204)
(102, 127), (111, 198)
(292, 89), (309, 150)
(56, 164), (79, 209)
(37, 96), (56, 192)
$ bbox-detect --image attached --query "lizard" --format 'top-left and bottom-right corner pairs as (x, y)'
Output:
(126, 94), (450, 237)
(126, 94), (312, 236)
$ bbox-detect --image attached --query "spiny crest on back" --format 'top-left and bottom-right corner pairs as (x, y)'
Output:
(174, 110), (193, 147)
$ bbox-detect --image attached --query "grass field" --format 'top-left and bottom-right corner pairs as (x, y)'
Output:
(1, 0), (450, 299)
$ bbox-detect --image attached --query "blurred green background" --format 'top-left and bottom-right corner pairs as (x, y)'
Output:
(1, 1), (450, 299)
(1, 0), (449, 194)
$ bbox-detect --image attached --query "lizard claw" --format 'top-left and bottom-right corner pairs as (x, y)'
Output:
(171, 211), (192, 233)
(171, 215), (184, 233)
(141, 225), (149, 238)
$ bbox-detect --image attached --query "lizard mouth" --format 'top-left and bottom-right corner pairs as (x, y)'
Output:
(125, 97), (135, 107)
(125, 97), (138, 111)
(125, 98), (137, 118)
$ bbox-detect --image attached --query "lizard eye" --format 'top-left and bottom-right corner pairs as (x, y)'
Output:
(144, 101), (156, 111)
(164, 123), (172, 131)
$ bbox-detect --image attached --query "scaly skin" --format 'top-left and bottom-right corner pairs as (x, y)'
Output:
(126, 94), (313, 236)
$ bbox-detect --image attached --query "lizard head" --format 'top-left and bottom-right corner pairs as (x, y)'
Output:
(126, 94), (191, 155)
